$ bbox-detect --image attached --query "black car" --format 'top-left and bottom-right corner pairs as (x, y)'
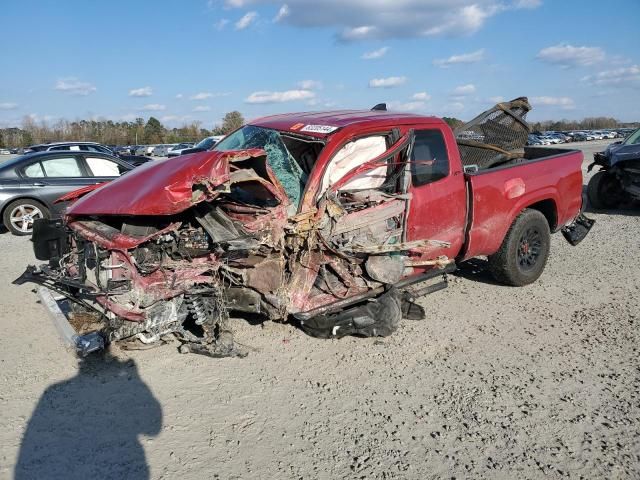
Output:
(0, 151), (135, 235)
(176, 136), (225, 157)
(25, 142), (152, 167)
(587, 127), (640, 209)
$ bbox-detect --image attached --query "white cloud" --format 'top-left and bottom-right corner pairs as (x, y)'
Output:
(223, 1), (540, 40)
(161, 114), (192, 123)
(189, 92), (230, 100)
(235, 11), (258, 30)
(369, 76), (407, 88)
(54, 78), (97, 96)
(129, 86), (153, 97)
(446, 102), (465, 113)
(412, 92), (431, 101)
(0, 102), (18, 110)
(387, 101), (426, 112)
(531, 96), (575, 110)
(140, 104), (167, 111)
(488, 95), (505, 103)
(297, 79), (323, 90)
(434, 49), (485, 68)
(513, 0), (541, 7)
(536, 43), (606, 68)
(214, 18), (230, 30)
(176, 93), (184, 99)
(191, 92), (213, 100)
(245, 89), (315, 103)
(452, 84), (476, 95)
(582, 65), (640, 88)
(193, 105), (212, 112)
(362, 46), (389, 60)
(274, 4), (289, 21)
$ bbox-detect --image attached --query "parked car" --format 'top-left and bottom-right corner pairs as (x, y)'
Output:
(151, 144), (177, 157)
(0, 151), (135, 235)
(17, 105), (592, 356)
(25, 142), (152, 167)
(527, 135), (544, 146)
(0, 149), (10, 155)
(177, 135), (225, 156)
(145, 145), (157, 156)
(166, 143), (196, 158)
(131, 145), (147, 156)
(587, 127), (640, 209)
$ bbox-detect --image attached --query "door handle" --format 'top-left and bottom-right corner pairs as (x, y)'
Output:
(32, 182), (48, 187)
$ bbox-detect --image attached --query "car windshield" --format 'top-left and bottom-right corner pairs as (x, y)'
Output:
(214, 125), (307, 206)
(623, 128), (640, 145)
(196, 138), (215, 149)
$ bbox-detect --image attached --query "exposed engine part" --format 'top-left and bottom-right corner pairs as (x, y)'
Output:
(176, 227), (210, 257)
(187, 296), (210, 326)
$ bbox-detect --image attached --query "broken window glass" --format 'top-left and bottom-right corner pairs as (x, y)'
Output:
(215, 125), (307, 206)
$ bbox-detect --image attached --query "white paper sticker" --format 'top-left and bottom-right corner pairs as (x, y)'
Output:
(300, 124), (339, 134)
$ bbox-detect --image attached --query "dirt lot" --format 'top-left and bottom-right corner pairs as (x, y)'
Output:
(1, 141), (638, 479)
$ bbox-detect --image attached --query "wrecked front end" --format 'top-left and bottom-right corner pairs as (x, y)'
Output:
(17, 133), (453, 357)
(17, 149), (298, 356)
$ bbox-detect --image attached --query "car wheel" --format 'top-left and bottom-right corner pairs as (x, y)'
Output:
(3, 199), (49, 236)
(587, 171), (623, 210)
(488, 208), (550, 286)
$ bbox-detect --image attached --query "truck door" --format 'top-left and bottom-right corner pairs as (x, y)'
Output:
(405, 128), (467, 262)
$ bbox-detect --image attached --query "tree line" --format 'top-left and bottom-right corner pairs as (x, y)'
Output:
(0, 112), (636, 148)
(0, 111), (245, 148)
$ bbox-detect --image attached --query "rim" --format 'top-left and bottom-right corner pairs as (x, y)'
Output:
(9, 204), (43, 233)
(517, 227), (542, 271)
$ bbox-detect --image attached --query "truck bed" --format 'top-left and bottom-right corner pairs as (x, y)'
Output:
(461, 147), (584, 260)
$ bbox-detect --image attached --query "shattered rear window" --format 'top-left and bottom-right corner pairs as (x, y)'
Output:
(215, 126), (307, 206)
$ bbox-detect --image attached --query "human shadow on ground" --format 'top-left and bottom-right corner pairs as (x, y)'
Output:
(15, 351), (162, 480)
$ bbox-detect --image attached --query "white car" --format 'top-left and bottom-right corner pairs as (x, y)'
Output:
(145, 145), (157, 155)
(0, 149), (10, 155)
(538, 136), (558, 145)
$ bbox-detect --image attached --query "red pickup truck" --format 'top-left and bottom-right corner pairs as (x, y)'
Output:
(17, 106), (593, 356)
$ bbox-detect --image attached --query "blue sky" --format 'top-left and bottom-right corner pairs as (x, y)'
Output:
(1, 0), (639, 128)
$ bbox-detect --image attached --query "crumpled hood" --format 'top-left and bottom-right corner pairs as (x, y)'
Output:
(66, 149), (266, 216)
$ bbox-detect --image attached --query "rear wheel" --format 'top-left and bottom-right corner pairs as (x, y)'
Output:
(488, 209), (550, 286)
(3, 199), (49, 235)
(587, 171), (623, 209)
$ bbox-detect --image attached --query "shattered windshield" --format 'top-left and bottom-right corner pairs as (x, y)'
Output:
(214, 125), (307, 206)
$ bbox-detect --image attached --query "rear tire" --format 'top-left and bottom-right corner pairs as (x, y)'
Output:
(3, 199), (49, 236)
(587, 171), (623, 209)
(488, 209), (550, 286)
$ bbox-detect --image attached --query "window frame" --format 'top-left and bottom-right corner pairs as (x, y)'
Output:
(20, 154), (89, 179)
(410, 128), (451, 187)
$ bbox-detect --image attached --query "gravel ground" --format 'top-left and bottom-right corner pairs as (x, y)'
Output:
(0, 141), (638, 479)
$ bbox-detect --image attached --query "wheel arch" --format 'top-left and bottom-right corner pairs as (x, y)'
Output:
(525, 199), (558, 232)
(1, 196), (52, 220)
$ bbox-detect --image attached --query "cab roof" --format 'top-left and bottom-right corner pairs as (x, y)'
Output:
(250, 109), (443, 138)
